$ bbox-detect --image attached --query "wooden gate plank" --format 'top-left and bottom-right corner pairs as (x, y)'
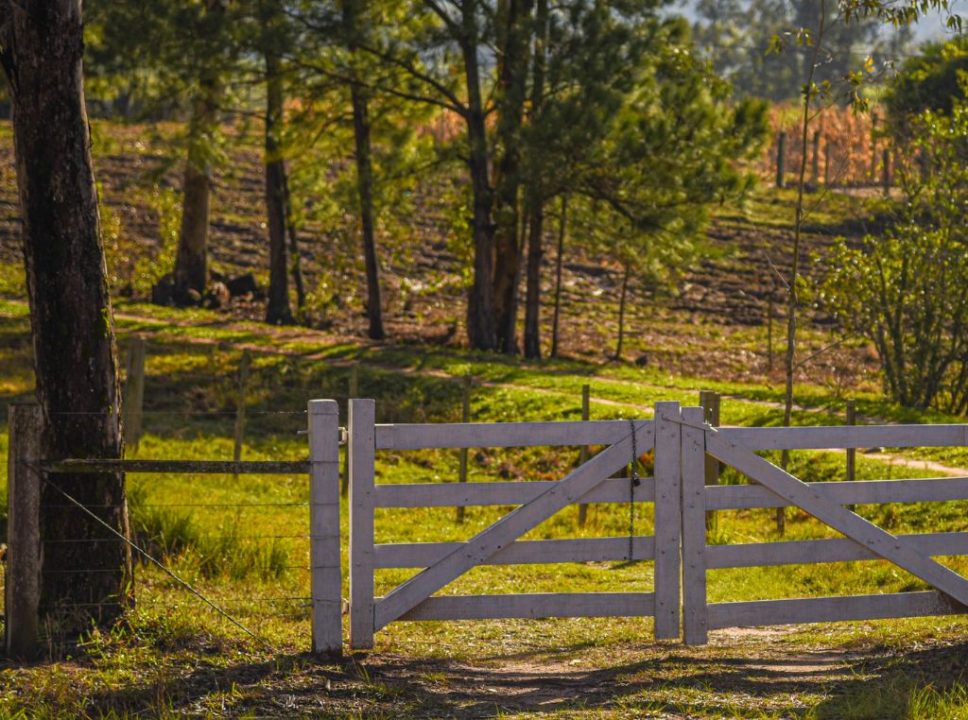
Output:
(653, 402), (682, 639)
(373, 421), (655, 631)
(680, 406), (709, 645)
(399, 592), (656, 621)
(349, 399), (377, 649)
(706, 432), (968, 608)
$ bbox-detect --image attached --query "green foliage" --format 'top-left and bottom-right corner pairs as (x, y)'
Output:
(820, 96), (968, 412)
(693, 0), (902, 102)
(572, 20), (768, 282)
(885, 35), (968, 135)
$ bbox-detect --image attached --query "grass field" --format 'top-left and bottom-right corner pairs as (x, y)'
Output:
(1, 290), (967, 718)
(0, 117), (966, 717)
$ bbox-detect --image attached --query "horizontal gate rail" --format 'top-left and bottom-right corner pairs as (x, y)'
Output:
(706, 532), (968, 569)
(706, 591), (963, 630)
(375, 476), (654, 508)
(719, 423), (968, 450)
(375, 419), (635, 450)
(706, 476), (968, 510)
(398, 592), (657, 621)
(375, 536), (658, 568)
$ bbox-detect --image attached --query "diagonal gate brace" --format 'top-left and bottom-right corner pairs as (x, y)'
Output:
(706, 432), (968, 608)
(374, 421), (655, 630)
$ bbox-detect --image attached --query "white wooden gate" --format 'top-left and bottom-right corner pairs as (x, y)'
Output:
(341, 400), (968, 650)
(678, 405), (968, 644)
(348, 399), (683, 649)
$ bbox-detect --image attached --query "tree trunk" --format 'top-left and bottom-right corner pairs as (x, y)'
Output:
(614, 261), (631, 361)
(350, 84), (385, 340)
(264, 47), (294, 325)
(284, 171), (306, 310)
(522, 0), (548, 361)
(523, 204), (544, 359)
(174, 83), (219, 304)
(2, 0), (132, 632)
(780, 0), (826, 536)
(491, 0), (533, 354)
(461, 1), (496, 351)
(342, 0), (384, 340)
(550, 195), (568, 358)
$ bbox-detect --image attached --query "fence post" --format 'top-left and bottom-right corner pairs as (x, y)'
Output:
(5, 403), (43, 659)
(846, 399), (856, 512)
(577, 383), (590, 527)
(653, 401), (681, 640)
(456, 374), (471, 524)
(123, 336), (146, 452)
(680, 406), (708, 645)
(882, 148), (891, 196)
(870, 112), (878, 182)
(349, 399), (376, 650)
(823, 137), (832, 187)
(309, 399), (342, 657)
(810, 130), (820, 187)
(699, 391), (721, 532)
(233, 350), (251, 468)
(775, 131), (787, 189)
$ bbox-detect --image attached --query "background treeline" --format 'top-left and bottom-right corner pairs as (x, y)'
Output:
(71, 1), (968, 413)
(80, 0), (771, 356)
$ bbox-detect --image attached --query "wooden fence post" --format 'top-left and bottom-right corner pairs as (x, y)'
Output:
(846, 399), (856, 512)
(882, 148), (891, 196)
(233, 350), (251, 469)
(577, 383), (590, 528)
(5, 403), (43, 659)
(680, 406), (708, 645)
(811, 130), (820, 187)
(349, 399), (376, 650)
(699, 391), (721, 532)
(870, 112), (878, 182)
(123, 336), (146, 452)
(309, 399), (342, 657)
(824, 137), (832, 187)
(653, 401), (681, 640)
(776, 131), (787, 189)
(456, 375), (471, 524)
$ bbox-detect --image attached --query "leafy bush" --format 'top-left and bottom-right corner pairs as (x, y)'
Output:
(820, 95), (968, 412)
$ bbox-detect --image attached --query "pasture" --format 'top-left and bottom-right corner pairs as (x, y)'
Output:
(1, 295), (967, 719)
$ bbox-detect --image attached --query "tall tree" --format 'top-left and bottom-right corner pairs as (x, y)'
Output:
(491, 0), (534, 353)
(343, 0), (385, 339)
(260, 0), (295, 324)
(522, 0), (549, 359)
(173, 0), (229, 304)
(0, 0), (132, 633)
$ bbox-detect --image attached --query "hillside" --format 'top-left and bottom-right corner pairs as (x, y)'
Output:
(0, 119), (880, 388)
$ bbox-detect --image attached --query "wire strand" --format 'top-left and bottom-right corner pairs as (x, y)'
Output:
(27, 462), (270, 648)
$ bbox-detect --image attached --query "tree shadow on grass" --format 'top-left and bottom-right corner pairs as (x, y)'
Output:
(66, 638), (968, 718)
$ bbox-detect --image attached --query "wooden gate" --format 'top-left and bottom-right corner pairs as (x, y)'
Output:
(348, 399), (683, 649)
(678, 405), (968, 644)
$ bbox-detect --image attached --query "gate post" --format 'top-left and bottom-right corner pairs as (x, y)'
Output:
(653, 402), (682, 640)
(349, 399), (376, 649)
(309, 400), (342, 657)
(681, 406), (709, 645)
(5, 403), (43, 659)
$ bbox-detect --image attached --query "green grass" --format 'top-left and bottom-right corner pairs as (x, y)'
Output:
(1, 271), (968, 716)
